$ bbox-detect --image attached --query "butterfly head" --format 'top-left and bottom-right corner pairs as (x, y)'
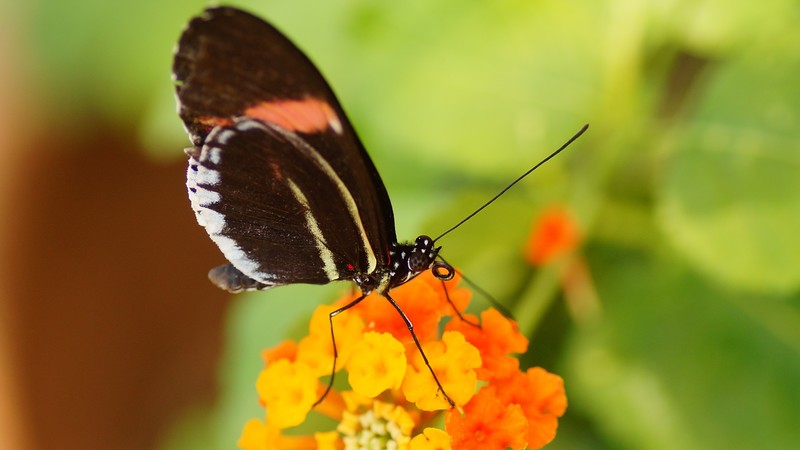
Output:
(408, 235), (439, 272)
(384, 235), (452, 290)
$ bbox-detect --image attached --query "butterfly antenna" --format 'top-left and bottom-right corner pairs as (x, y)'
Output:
(433, 124), (589, 243)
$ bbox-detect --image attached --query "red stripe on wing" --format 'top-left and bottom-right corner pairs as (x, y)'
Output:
(245, 97), (342, 134)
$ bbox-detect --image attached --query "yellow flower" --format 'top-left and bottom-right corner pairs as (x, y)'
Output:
(256, 359), (318, 429)
(238, 418), (324, 450)
(402, 331), (481, 411)
(313, 431), (341, 450)
(238, 419), (280, 450)
(297, 304), (365, 377)
(346, 331), (407, 398)
(409, 428), (452, 450)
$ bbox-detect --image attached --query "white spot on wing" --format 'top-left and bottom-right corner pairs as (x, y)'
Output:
(236, 120), (262, 132)
(208, 147), (222, 165)
(215, 129), (235, 146)
(186, 157), (203, 224)
(195, 166), (220, 185)
(177, 114), (274, 286)
(192, 197), (274, 284)
(192, 186), (220, 206)
(212, 236), (272, 285)
(200, 208), (225, 235)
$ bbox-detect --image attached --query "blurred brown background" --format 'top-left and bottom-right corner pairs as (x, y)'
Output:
(1, 125), (231, 449)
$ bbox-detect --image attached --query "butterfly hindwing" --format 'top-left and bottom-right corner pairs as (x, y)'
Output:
(188, 119), (387, 286)
(175, 7), (396, 279)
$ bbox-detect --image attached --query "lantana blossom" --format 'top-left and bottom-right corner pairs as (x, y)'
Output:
(238, 271), (566, 450)
(525, 206), (580, 266)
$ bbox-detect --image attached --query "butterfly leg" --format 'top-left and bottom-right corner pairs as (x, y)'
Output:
(439, 279), (481, 329)
(432, 260), (479, 327)
(383, 293), (456, 409)
(313, 292), (369, 408)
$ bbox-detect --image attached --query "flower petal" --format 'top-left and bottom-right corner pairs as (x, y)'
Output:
(402, 331), (481, 410)
(313, 431), (341, 450)
(445, 387), (528, 450)
(237, 419), (279, 450)
(237, 418), (318, 450)
(494, 367), (567, 449)
(297, 304), (365, 377)
(410, 428), (452, 450)
(446, 308), (528, 380)
(346, 272), (471, 345)
(525, 206), (580, 266)
(346, 331), (407, 398)
(256, 359), (318, 429)
(262, 340), (297, 365)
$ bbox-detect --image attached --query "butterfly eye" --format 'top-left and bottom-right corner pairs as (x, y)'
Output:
(431, 261), (455, 281)
(407, 252), (430, 272)
(415, 235), (433, 251)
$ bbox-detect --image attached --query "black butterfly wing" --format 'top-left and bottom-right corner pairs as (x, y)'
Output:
(174, 7), (396, 284)
(188, 118), (385, 287)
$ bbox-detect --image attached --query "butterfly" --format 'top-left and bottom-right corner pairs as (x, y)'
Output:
(173, 6), (586, 408)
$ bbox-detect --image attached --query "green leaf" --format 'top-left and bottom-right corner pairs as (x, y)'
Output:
(657, 43), (800, 293)
(565, 245), (800, 449)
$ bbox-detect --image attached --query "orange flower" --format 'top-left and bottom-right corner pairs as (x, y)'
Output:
(262, 340), (297, 364)
(444, 365), (566, 449)
(238, 271), (567, 449)
(445, 308), (528, 380)
(494, 367), (567, 449)
(525, 206), (580, 266)
(342, 271), (470, 345)
(445, 386), (529, 450)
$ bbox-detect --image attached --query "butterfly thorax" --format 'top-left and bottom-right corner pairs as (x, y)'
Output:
(354, 235), (440, 294)
(384, 235), (443, 291)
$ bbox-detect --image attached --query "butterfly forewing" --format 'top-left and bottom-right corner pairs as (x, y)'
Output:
(175, 7), (396, 281)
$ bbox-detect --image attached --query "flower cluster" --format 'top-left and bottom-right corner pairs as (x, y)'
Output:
(237, 270), (566, 450)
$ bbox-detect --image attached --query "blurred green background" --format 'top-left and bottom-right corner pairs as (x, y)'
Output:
(1, 0), (798, 449)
